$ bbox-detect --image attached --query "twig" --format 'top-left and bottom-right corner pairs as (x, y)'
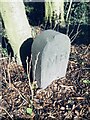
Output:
(65, 103), (82, 118)
(3, 77), (28, 103)
(83, 44), (90, 55)
(48, 112), (56, 119)
(11, 84), (28, 103)
(0, 106), (13, 120)
(3, 66), (8, 84)
(44, 19), (49, 30)
(3, 59), (28, 103)
(69, 26), (75, 37)
(64, 1), (69, 12)
(71, 25), (81, 39)
(66, 0), (73, 22)
(66, 20), (70, 35)
(67, 3), (86, 43)
(70, 102), (81, 113)
(26, 56), (34, 100)
(0, 57), (8, 60)
(71, 30), (81, 43)
(33, 52), (40, 81)
(60, 84), (73, 88)
(82, 67), (90, 70)
(69, 23), (80, 37)
(26, 57), (29, 75)
(70, 11), (86, 42)
(71, 29), (81, 40)
(66, 5), (72, 36)
(7, 56), (11, 87)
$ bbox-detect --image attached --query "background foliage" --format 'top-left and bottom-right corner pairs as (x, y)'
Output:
(24, 2), (89, 25)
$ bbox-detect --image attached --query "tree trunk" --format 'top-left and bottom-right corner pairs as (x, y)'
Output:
(45, 0), (65, 27)
(0, 0), (32, 64)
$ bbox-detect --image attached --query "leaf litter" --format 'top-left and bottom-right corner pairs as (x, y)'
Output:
(0, 44), (90, 120)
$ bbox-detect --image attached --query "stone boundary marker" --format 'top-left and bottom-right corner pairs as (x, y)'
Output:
(31, 30), (71, 89)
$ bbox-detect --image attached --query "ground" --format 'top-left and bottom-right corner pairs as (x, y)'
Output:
(0, 44), (90, 120)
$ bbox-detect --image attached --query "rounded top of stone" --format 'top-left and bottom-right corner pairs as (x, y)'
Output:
(34, 29), (70, 43)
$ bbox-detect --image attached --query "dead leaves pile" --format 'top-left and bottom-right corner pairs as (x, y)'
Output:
(0, 44), (90, 120)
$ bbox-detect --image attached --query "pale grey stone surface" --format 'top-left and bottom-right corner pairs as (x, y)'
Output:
(31, 30), (71, 89)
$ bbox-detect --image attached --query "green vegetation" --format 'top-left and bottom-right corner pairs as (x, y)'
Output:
(65, 2), (89, 25)
(24, 2), (89, 26)
(26, 108), (33, 115)
(83, 80), (90, 84)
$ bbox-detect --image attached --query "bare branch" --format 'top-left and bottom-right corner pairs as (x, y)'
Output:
(66, 20), (70, 35)
(71, 30), (81, 43)
(66, 0), (73, 22)
(70, 23), (81, 41)
(7, 56), (11, 87)
(26, 56), (34, 100)
(69, 26), (75, 37)
(33, 52), (40, 81)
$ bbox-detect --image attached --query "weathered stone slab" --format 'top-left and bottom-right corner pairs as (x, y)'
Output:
(31, 30), (71, 89)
